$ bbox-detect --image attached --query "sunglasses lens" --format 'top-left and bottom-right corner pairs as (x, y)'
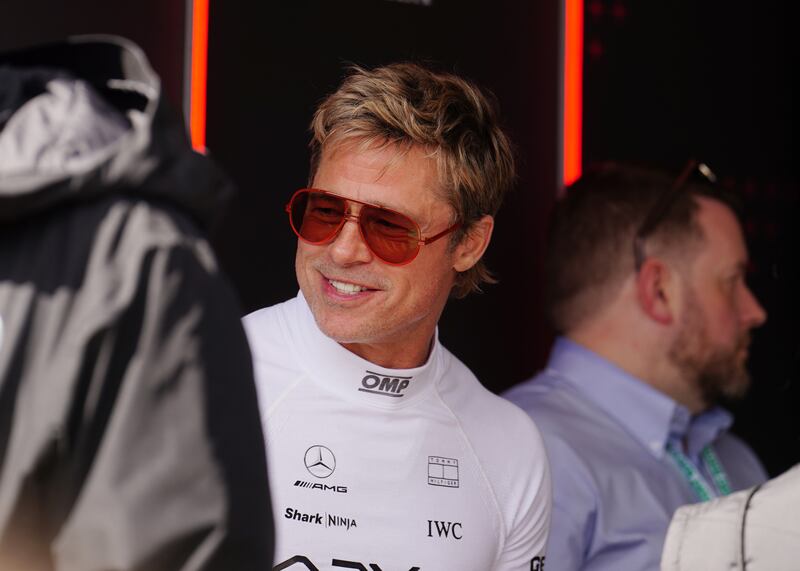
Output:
(290, 191), (346, 243)
(360, 206), (420, 264)
(288, 189), (422, 264)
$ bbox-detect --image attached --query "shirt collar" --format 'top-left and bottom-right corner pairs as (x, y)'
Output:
(547, 337), (732, 458)
(285, 291), (442, 409)
(681, 407), (733, 459)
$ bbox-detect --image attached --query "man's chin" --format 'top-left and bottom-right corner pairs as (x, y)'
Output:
(309, 308), (378, 344)
(698, 365), (752, 409)
(314, 316), (362, 344)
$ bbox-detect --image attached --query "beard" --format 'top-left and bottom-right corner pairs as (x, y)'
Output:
(668, 289), (752, 409)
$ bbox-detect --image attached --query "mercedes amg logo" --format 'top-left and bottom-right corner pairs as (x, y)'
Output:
(304, 445), (336, 478)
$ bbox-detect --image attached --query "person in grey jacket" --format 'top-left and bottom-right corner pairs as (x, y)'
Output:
(0, 36), (273, 570)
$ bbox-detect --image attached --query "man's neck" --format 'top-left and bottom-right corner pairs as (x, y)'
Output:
(341, 336), (434, 369)
(566, 330), (706, 414)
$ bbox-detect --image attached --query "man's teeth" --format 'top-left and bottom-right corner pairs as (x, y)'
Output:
(329, 279), (368, 294)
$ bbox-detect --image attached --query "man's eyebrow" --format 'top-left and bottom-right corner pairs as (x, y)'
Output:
(370, 199), (418, 219)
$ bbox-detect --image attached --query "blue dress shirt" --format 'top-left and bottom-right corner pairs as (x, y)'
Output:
(504, 337), (767, 571)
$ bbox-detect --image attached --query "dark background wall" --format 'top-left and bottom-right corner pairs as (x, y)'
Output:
(1, 0), (796, 476)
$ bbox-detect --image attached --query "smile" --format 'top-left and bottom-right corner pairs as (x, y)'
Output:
(328, 279), (369, 295)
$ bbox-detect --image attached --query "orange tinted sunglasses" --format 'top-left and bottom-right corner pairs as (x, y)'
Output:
(286, 188), (460, 265)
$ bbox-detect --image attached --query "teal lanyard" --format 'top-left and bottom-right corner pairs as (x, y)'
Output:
(667, 443), (733, 502)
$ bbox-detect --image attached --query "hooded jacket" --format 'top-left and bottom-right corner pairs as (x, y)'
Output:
(0, 36), (273, 570)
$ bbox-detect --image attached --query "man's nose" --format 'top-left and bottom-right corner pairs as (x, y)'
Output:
(328, 215), (373, 266)
(741, 285), (767, 329)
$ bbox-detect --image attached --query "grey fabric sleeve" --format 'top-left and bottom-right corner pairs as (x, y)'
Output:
(0, 202), (273, 570)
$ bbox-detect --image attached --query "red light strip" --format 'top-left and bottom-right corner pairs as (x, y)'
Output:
(563, 0), (583, 186)
(189, 0), (209, 151)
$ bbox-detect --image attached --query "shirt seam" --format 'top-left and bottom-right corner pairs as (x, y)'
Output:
(432, 374), (506, 565)
(262, 373), (305, 449)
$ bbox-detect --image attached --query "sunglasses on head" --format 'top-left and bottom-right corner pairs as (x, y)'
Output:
(285, 188), (461, 266)
(633, 160), (718, 271)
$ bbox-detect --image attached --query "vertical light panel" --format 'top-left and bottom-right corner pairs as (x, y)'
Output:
(563, 0), (583, 186)
(189, 0), (209, 151)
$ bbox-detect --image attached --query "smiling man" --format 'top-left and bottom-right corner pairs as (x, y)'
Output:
(504, 162), (768, 570)
(244, 63), (551, 570)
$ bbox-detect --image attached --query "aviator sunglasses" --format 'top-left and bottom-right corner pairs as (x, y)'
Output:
(285, 188), (461, 265)
(633, 159), (718, 271)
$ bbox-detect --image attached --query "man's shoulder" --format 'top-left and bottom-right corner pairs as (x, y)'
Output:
(437, 349), (549, 486)
(242, 297), (302, 374)
(434, 352), (551, 550)
(504, 371), (610, 433)
(240, 297), (308, 420)
(439, 348), (542, 444)
(503, 370), (647, 480)
(242, 297), (298, 354)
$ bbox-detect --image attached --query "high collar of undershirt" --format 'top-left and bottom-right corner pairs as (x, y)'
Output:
(285, 291), (443, 409)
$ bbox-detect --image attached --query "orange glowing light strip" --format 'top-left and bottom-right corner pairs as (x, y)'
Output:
(189, 0), (209, 151)
(563, 0), (583, 186)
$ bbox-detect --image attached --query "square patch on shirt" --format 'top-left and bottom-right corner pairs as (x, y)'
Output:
(428, 456), (459, 488)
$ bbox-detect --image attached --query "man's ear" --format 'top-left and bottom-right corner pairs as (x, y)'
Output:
(635, 258), (677, 325)
(453, 215), (494, 272)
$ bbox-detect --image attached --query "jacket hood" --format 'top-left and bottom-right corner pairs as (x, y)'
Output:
(0, 35), (232, 228)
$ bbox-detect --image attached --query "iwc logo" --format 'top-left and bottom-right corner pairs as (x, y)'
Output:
(427, 519), (463, 539)
(304, 445), (336, 478)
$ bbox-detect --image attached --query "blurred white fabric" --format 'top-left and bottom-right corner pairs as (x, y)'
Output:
(661, 463), (800, 570)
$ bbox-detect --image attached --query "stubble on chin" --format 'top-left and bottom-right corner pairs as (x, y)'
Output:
(694, 340), (752, 405)
(668, 300), (752, 409)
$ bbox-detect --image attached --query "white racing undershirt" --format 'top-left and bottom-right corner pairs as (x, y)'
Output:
(244, 293), (551, 571)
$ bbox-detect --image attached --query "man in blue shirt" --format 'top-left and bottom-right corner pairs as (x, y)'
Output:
(504, 162), (768, 570)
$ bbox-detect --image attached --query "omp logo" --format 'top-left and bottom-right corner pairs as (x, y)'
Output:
(274, 556), (420, 570)
(531, 556), (546, 570)
(427, 519), (463, 539)
(284, 507), (357, 530)
(359, 370), (412, 398)
(427, 456), (459, 488)
(304, 445), (336, 478)
(294, 480), (347, 494)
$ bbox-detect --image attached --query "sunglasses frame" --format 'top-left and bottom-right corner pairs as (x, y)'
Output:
(633, 160), (718, 271)
(285, 188), (461, 266)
